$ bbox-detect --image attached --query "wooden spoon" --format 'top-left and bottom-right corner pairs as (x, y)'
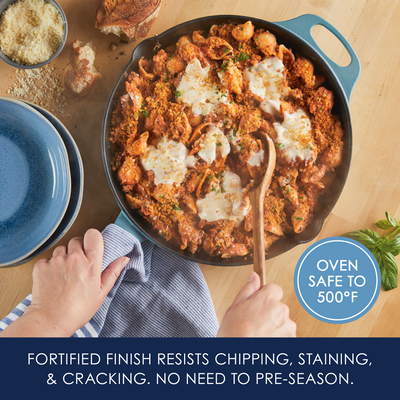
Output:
(247, 131), (276, 286)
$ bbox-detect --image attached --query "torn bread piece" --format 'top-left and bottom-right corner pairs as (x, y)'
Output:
(95, 0), (162, 40)
(64, 40), (101, 100)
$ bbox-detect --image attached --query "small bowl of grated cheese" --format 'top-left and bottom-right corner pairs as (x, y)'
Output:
(0, 0), (67, 69)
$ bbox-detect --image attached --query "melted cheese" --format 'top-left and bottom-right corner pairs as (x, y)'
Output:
(177, 58), (229, 116)
(273, 109), (313, 162)
(197, 124), (230, 164)
(247, 149), (265, 167)
(244, 56), (289, 115)
(196, 171), (250, 225)
(227, 128), (242, 152)
(141, 136), (196, 185)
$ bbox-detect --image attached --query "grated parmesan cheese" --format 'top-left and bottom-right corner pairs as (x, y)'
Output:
(0, 0), (64, 65)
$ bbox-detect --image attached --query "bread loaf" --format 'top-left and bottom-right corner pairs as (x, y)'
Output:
(64, 40), (101, 100)
(95, 0), (162, 40)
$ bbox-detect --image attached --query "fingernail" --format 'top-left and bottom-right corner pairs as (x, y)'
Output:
(247, 272), (256, 282)
(121, 257), (130, 268)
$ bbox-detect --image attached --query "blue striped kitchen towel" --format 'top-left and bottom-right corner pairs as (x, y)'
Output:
(0, 224), (220, 338)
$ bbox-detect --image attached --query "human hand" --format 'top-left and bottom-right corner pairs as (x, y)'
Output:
(13, 229), (128, 337)
(217, 272), (296, 337)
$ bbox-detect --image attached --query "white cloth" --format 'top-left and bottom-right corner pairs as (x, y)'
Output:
(0, 224), (219, 338)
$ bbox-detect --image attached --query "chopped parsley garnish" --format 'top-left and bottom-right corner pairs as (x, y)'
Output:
(233, 128), (237, 137)
(224, 48), (229, 53)
(221, 186), (226, 193)
(174, 91), (182, 97)
(216, 142), (222, 146)
(172, 204), (182, 211)
(211, 185), (216, 192)
(238, 52), (249, 61)
(208, 174), (214, 182)
(276, 143), (284, 149)
(141, 110), (149, 118)
(294, 216), (304, 221)
(221, 60), (229, 72)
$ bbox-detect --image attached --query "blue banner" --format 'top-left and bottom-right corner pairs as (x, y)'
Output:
(0, 337), (395, 399)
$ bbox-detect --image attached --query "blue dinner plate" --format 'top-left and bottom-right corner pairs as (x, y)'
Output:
(0, 97), (71, 266)
(3, 101), (84, 268)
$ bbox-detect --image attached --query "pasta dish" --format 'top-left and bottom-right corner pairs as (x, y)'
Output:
(110, 21), (344, 258)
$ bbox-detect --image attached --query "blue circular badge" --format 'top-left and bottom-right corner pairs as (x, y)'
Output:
(294, 237), (381, 324)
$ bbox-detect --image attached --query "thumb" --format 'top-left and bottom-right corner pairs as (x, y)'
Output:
(100, 257), (129, 298)
(231, 271), (261, 306)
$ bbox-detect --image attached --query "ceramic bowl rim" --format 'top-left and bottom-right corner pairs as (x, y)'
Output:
(1, 100), (84, 268)
(0, 96), (71, 266)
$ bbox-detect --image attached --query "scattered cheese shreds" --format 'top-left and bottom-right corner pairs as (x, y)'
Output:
(7, 64), (70, 118)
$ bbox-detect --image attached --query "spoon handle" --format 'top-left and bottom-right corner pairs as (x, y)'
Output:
(252, 192), (267, 286)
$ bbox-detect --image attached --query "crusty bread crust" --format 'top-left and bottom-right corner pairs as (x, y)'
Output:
(95, 0), (162, 40)
(64, 40), (101, 100)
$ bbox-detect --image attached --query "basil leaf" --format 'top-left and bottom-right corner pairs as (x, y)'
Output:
(371, 247), (382, 266)
(378, 235), (400, 254)
(380, 251), (398, 291)
(376, 219), (396, 230)
(341, 229), (379, 251)
(371, 248), (398, 291)
(385, 211), (398, 227)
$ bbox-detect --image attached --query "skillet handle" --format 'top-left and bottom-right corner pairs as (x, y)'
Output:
(114, 211), (146, 242)
(275, 14), (360, 102)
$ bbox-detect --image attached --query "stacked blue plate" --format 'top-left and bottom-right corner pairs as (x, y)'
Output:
(0, 97), (84, 268)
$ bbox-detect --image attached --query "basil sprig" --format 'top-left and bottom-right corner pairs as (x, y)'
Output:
(341, 212), (400, 291)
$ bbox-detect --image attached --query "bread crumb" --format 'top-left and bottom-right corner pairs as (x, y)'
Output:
(95, 0), (162, 41)
(64, 39), (101, 100)
(7, 64), (70, 118)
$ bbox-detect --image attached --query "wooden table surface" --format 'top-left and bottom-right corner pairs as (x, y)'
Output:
(1, 0), (400, 337)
